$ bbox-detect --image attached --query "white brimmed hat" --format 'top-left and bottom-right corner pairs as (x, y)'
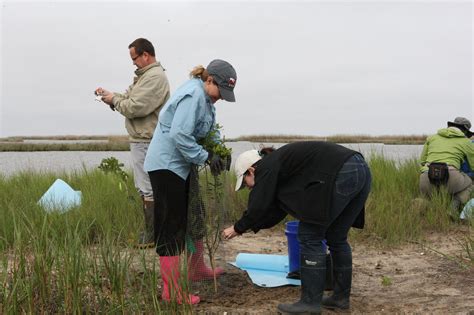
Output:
(234, 150), (262, 191)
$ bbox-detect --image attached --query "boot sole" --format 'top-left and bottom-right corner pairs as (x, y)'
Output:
(134, 242), (155, 249)
(321, 304), (350, 311)
(278, 311), (320, 315)
(277, 304), (321, 315)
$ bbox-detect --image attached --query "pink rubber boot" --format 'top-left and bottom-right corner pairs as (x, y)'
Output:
(188, 240), (224, 281)
(160, 256), (200, 305)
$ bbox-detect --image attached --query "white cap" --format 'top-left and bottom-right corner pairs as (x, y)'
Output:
(234, 150), (262, 191)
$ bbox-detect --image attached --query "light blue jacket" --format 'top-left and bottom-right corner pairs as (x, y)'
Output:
(144, 78), (219, 180)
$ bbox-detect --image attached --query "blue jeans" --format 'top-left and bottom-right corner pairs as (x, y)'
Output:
(298, 154), (372, 256)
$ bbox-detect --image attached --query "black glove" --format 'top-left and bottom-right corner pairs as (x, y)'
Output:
(208, 152), (225, 176)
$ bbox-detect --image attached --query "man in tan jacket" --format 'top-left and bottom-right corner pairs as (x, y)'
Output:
(95, 38), (170, 248)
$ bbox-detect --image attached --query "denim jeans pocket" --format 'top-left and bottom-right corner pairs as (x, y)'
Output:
(335, 167), (359, 196)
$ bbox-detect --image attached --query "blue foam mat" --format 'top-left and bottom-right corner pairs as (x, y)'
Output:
(230, 253), (301, 287)
(38, 179), (81, 212)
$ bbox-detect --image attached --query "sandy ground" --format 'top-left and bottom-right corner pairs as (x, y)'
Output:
(190, 227), (474, 314)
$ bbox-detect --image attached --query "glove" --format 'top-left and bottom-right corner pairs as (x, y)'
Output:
(208, 152), (225, 176)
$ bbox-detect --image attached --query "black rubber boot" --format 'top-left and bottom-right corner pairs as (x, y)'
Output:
(325, 253), (333, 291)
(286, 254), (333, 290)
(321, 251), (352, 310)
(277, 253), (326, 315)
(136, 199), (155, 249)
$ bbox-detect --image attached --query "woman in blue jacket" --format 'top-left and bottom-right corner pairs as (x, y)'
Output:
(144, 59), (237, 305)
(223, 141), (371, 314)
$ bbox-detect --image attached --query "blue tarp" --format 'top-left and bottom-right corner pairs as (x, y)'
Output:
(38, 179), (81, 212)
(230, 253), (301, 287)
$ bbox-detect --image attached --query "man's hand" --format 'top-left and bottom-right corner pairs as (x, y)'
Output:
(101, 92), (114, 105)
(222, 225), (240, 240)
(95, 87), (115, 109)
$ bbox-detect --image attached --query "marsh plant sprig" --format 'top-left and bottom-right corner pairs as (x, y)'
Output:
(98, 157), (131, 195)
(201, 167), (226, 293)
(98, 157), (128, 182)
(198, 123), (232, 160)
(195, 123), (232, 292)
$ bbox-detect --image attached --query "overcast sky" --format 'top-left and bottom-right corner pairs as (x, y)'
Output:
(1, 0), (472, 138)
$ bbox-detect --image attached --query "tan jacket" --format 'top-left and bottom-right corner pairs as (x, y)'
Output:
(112, 62), (170, 142)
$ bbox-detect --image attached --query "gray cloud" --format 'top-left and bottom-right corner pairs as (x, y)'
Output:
(1, 1), (472, 137)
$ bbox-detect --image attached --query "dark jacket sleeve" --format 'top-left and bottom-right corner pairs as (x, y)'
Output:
(236, 206), (287, 234)
(250, 207), (287, 233)
(234, 167), (282, 234)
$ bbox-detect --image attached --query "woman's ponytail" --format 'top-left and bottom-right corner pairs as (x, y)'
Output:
(189, 65), (209, 82)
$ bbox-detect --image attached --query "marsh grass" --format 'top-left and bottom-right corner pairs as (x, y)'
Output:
(0, 134), (432, 152)
(0, 168), (201, 313)
(0, 154), (472, 312)
(231, 134), (429, 144)
(0, 135), (120, 141)
(351, 154), (467, 244)
(0, 142), (130, 152)
(456, 233), (474, 266)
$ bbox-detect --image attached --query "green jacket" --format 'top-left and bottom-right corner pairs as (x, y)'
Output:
(112, 62), (170, 142)
(419, 127), (474, 172)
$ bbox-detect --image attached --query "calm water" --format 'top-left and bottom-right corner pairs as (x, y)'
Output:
(0, 142), (423, 177)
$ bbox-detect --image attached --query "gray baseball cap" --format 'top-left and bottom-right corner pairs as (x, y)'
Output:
(447, 117), (473, 137)
(207, 59), (237, 102)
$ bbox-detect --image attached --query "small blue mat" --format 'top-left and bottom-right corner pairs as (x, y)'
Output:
(38, 179), (81, 212)
(230, 253), (301, 287)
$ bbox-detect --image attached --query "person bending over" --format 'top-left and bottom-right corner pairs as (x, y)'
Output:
(223, 141), (372, 314)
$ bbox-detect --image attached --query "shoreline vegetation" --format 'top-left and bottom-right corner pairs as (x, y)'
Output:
(0, 134), (430, 151)
(0, 155), (472, 313)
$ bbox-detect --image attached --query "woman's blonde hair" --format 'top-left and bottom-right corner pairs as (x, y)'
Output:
(189, 65), (210, 81)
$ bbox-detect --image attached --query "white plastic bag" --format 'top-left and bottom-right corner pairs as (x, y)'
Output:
(460, 198), (474, 220)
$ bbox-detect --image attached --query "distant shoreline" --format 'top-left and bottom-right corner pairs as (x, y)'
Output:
(0, 134), (430, 152)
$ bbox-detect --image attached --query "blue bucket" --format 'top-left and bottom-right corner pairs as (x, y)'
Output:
(285, 221), (300, 272)
(285, 221), (327, 273)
